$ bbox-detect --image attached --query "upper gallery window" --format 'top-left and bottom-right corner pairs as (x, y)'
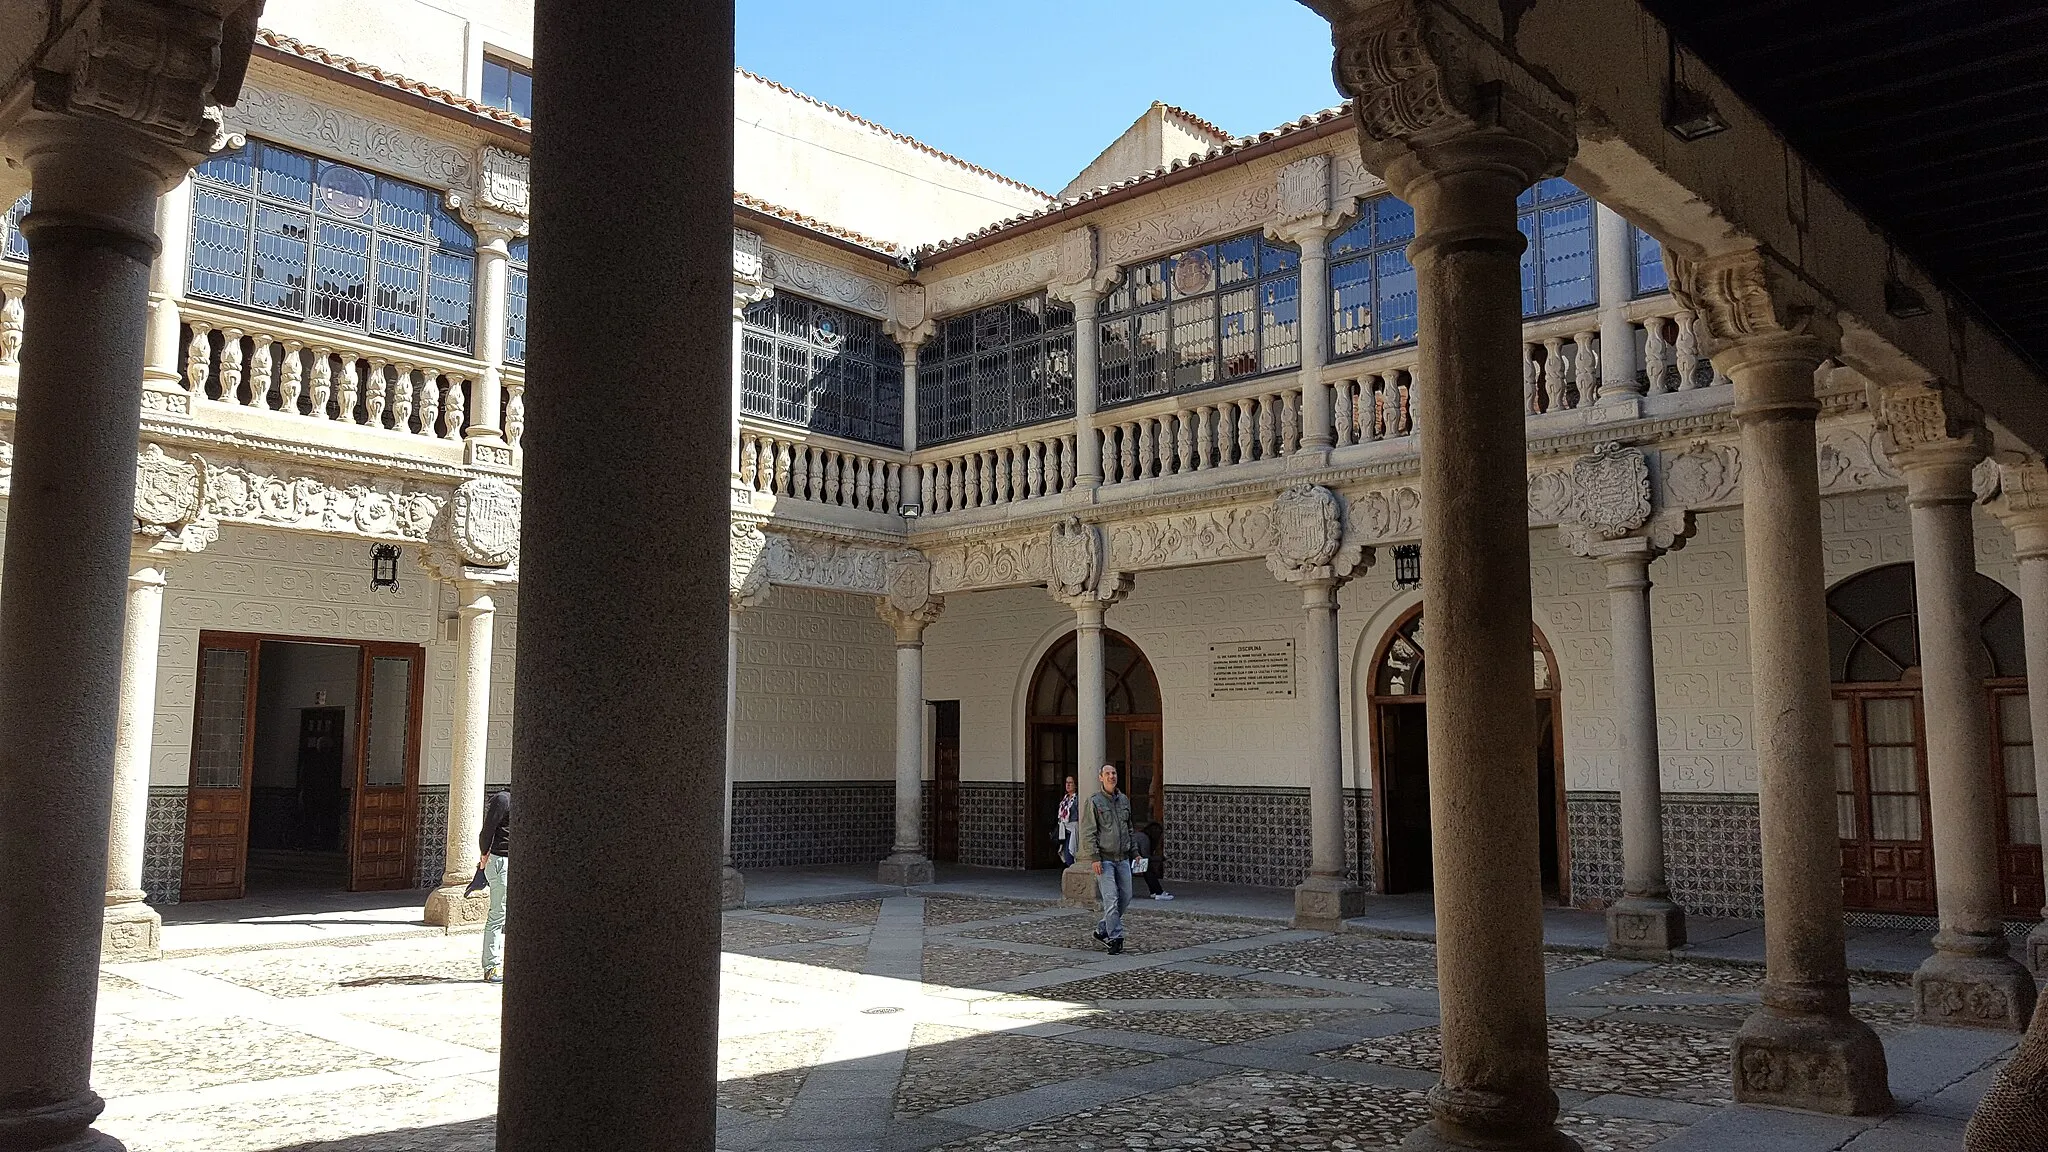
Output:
(919, 291), (1075, 446)
(2, 196), (24, 262)
(1098, 230), (1300, 406)
(741, 293), (904, 448)
(188, 140), (478, 354)
(1630, 225), (1669, 297)
(505, 237), (529, 365)
(1518, 178), (1596, 317)
(1330, 195), (1418, 359)
(482, 55), (534, 119)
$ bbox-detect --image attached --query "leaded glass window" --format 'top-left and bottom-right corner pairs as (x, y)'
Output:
(740, 293), (904, 448)
(1631, 225), (1668, 296)
(1517, 178), (1596, 317)
(1330, 195), (1417, 359)
(2, 195), (26, 262)
(917, 292), (1075, 446)
(505, 237), (529, 365)
(1099, 231), (1299, 406)
(188, 140), (477, 353)
(482, 56), (533, 119)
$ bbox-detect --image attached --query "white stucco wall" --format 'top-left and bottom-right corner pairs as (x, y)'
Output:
(732, 586), (895, 783)
(262, 0), (533, 96)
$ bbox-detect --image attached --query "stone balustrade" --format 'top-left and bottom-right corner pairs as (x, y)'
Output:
(917, 430), (1079, 514)
(1101, 382), (1308, 486)
(0, 267), (21, 374)
(1331, 359), (1419, 446)
(738, 425), (906, 514)
(1637, 302), (1732, 395)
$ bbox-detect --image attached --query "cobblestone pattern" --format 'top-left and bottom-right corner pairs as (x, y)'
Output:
(1567, 793), (1765, 918)
(1230, 935), (1590, 989)
(718, 1027), (834, 1118)
(922, 943), (1076, 988)
(173, 936), (485, 998)
(95, 1013), (394, 1097)
(923, 896), (1058, 926)
(413, 785), (448, 890)
(958, 782), (1024, 869)
(720, 918), (854, 953)
(963, 908), (1272, 956)
(143, 788), (187, 904)
(732, 781), (893, 868)
(1329, 1014), (1735, 1105)
(1008, 968), (1342, 1004)
(1087, 1009), (1357, 1046)
(769, 900), (885, 925)
(897, 1023), (1157, 1115)
(1160, 786), (1371, 889)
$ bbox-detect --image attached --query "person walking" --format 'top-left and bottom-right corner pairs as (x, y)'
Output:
(1054, 774), (1079, 867)
(1079, 762), (1136, 954)
(1138, 819), (1172, 900)
(478, 787), (510, 983)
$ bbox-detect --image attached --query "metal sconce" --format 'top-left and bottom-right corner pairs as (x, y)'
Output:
(370, 543), (402, 593)
(1393, 544), (1422, 590)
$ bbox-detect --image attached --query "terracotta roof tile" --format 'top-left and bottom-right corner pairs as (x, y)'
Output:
(733, 191), (905, 258)
(1159, 103), (1231, 143)
(256, 30), (531, 129)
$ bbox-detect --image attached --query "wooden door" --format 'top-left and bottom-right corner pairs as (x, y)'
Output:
(348, 642), (423, 891)
(1833, 692), (1935, 913)
(1378, 701), (1432, 894)
(932, 701), (960, 863)
(1027, 723), (1077, 868)
(1992, 688), (2043, 918)
(181, 634), (261, 900)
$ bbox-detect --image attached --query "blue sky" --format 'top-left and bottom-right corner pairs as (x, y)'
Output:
(736, 0), (1343, 195)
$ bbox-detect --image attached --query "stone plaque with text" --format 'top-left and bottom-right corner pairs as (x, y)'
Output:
(1209, 639), (1295, 699)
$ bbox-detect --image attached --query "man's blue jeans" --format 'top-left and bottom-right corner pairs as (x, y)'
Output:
(482, 853), (508, 974)
(1095, 859), (1133, 942)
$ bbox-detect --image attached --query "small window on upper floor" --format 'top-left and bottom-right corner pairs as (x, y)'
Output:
(1516, 178), (1595, 317)
(2, 195), (27, 262)
(1630, 225), (1669, 297)
(482, 55), (533, 119)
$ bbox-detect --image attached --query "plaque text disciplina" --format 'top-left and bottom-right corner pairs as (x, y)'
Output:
(1209, 639), (1295, 699)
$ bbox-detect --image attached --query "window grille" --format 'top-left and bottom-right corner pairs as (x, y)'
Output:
(505, 237), (529, 365)
(740, 293), (903, 448)
(1329, 195), (1418, 360)
(1, 195), (25, 262)
(1630, 225), (1669, 297)
(1517, 177), (1596, 317)
(917, 291), (1075, 446)
(482, 56), (534, 119)
(1099, 231), (1299, 407)
(188, 140), (477, 354)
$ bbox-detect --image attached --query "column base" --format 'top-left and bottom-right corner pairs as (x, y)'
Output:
(101, 898), (161, 962)
(2027, 920), (2048, 977)
(1293, 875), (1368, 930)
(876, 852), (934, 887)
(721, 865), (745, 910)
(1604, 896), (1686, 959)
(0, 1093), (127, 1152)
(1913, 946), (2038, 1030)
(1061, 863), (1098, 907)
(464, 436), (515, 471)
(423, 883), (490, 928)
(1732, 1007), (1893, 1114)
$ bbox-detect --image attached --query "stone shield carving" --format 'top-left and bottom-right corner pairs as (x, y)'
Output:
(451, 479), (521, 567)
(1049, 517), (1103, 598)
(1571, 444), (1653, 539)
(135, 444), (202, 528)
(1276, 155), (1331, 222)
(884, 550), (934, 615)
(1270, 484), (1341, 570)
(479, 147), (531, 217)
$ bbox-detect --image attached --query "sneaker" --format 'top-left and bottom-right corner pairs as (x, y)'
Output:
(1107, 938), (1125, 956)
(483, 968), (503, 984)
(1152, 892), (1175, 901)
(1093, 925), (1107, 942)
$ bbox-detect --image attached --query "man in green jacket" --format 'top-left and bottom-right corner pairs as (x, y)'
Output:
(1078, 762), (1136, 954)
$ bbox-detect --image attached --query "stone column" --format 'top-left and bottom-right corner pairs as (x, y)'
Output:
(723, 602), (745, 908)
(104, 551), (169, 961)
(1594, 204), (1641, 405)
(1332, 8), (1578, 1146)
(877, 592), (943, 885)
(462, 219), (520, 459)
(1051, 517), (1129, 905)
(1878, 383), (2035, 1029)
(1270, 157), (1346, 454)
(900, 340), (921, 456)
(1064, 284), (1105, 492)
(425, 578), (501, 927)
(1986, 460), (2048, 975)
(495, 0), (730, 1145)
(0, 13), (254, 1145)
(1671, 248), (1890, 1112)
(142, 175), (192, 396)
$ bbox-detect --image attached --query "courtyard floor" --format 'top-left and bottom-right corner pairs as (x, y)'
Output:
(96, 882), (2024, 1151)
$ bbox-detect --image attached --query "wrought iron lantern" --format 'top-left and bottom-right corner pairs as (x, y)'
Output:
(370, 543), (402, 593)
(1393, 544), (1422, 591)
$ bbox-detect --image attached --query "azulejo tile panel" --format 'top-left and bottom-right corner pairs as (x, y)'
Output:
(1160, 786), (1372, 889)
(1567, 792), (1764, 919)
(413, 785), (449, 890)
(733, 780), (894, 868)
(143, 788), (188, 905)
(958, 782), (1024, 869)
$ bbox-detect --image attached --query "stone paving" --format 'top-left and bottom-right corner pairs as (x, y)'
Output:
(89, 891), (2017, 1151)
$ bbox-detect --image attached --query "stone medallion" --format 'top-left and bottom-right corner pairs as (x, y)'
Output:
(1271, 484), (1342, 571)
(451, 478), (521, 567)
(135, 445), (202, 528)
(1571, 444), (1653, 539)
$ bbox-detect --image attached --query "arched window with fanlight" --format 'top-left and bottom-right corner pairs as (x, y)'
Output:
(1024, 630), (1163, 867)
(1825, 561), (2036, 917)
(187, 140), (477, 354)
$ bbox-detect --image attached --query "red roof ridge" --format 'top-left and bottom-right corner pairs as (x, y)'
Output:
(256, 29), (531, 129)
(1157, 102), (1232, 143)
(736, 68), (1054, 203)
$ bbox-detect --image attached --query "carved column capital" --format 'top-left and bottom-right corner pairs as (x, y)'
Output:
(876, 595), (943, 644)
(1980, 457), (2048, 560)
(1330, 0), (1574, 194)
(1666, 247), (1837, 371)
(18, 0), (258, 155)
(1871, 380), (1988, 491)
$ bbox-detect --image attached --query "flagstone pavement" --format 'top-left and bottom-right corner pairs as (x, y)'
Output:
(95, 893), (2023, 1151)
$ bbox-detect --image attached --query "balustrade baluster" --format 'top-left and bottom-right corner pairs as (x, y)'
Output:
(246, 339), (273, 409)
(184, 325), (211, 396)
(1110, 423), (1130, 482)
(1523, 353), (1541, 415)
(276, 341), (303, 414)
(1132, 420), (1152, 479)
(1709, 365), (1731, 389)
(851, 455), (869, 508)
(1542, 337), (1567, 414)
(1642, 317), (1672, 394)
(1574, 331), (1599, 408)
(1332, 381), (1354, 448)
(740, 435), (759, 488)
(1364, 379), (1384, 442)
(1021, 441), (1039, 498)
(1228, 399), (1250, 463)
(764, 440), (783, 495)
(1673, 308), (1700, 390)
(219, 329), (245, 406)
(827, 450), (844, 504)
(307, 348), (332, 418)
(503, 382), (524, 449)
(0, 292), (21, 368)
(1192, 406), (1213, 468)
(997, 448), (1014, 504)
(337, 359), (362, 423)
(920, 462), (936, 512)
(420, 370), (443, 436)
(1280, 392), (1299, 456)
(980, 450), (997, 506)
(364, 359), (389, 427)
(1398, 370), (1415, 434)
(1211, 404), (1231, 466)
(394, 363), (418, 432)
(946, 457), (962, 509)
(886, 462), (901, 511)
(1061, 434), (1077, 490)
(443, 378), (465, 440)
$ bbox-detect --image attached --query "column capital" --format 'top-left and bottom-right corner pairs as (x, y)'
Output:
(1267, 483), (1372, 584)
(876, 595), (943, 644)
(1667, 247), (1839, 381)
(1330, 0), (1575, 196)
(1872, 379), (1988, 490)
(1982, 457), (2048, 559)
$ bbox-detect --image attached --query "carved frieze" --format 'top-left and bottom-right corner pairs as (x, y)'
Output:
(1356, 486), (1421, 541)
(762, 246), (890, 316)
(1056, 226), (1098, 288)
(450, 478), (520, 567)
(1663, 440), (1741, 508)
(1104, 182), (1279, 265)
(135, 444), (203, 529)
(760, 531), (890, 596)
(230, 84), (474, 188)
(128, 443), (451, 542)
(928, 535), (1051, 594)
(1109, 505), (1277, 571)
(926, 248), (1059, 317)
(1816, 425), (1902, 494)
(1276, 155), (1331, 223)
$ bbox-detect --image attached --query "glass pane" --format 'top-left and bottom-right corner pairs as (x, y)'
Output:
(1864, 698), (1917, 745)
(1537, 200), (1595, 313)
(312, 222), (369, 328)
(2009, 798), (2042, 846)
(1632, 227), (1668, 296)
(483, 58), (510, 112)
(1832, 698), (1851, 744)
(251, 205), (309, 314)
(1329, 214), (1374, 258)
(508, 65), (533, 119)
(365, 656), (413, 787)
(505, 264), (529, 364)
(1216, 234), (1256, 286)
(1833, 744), (1855, 792)
(1868, 745), (1919, 794)
(1258, 274), (1300, 372)
(1373, 196), (1414, 246)
(2005, 742), (2035, 797)
(1168, 297), (1214, 390)
(1258, 235), (1298, 274)
(427, 249), (476, 351)
(1330, 258), (1374, 358)
(256, 144), (313, 204)
(1837, 793), (1859, 839)
(189, 189), (251, 302)
(376, 178), (432, 238)
(195, 144), (254, 188)
(2, 194), (26, 261)
(374, 237), (425, 339)
(193, 648), (250, 788)
(1870, 794), (1922, 841)
(1219, 286), (1258, 379)
(1131, 310), (1168, 398)
(1374, 250), (1418, 345)
(1517, 211), (1539, 315)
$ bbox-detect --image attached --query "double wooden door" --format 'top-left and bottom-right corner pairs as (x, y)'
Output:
(181, 634), (425, 900)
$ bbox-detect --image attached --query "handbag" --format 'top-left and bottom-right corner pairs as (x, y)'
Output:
(463, 866), (489, 897)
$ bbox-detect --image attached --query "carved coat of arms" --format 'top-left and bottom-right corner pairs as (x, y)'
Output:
(1271, 484), (1342, 571)
(884, 551), (934, 615)
(1571, 444), (1653, 539)
(1049, 517), (1102, 598)
(451, 478), (521, 567)
(135, 445), (202, 529)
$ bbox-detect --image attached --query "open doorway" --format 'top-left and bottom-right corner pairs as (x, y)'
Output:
(1024, 630), (1162, 868)
(182, 633), (425, 901)
(1367, 606), (1569, 903)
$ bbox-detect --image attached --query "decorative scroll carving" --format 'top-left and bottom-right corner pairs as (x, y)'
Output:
(1816, 425), (1903, 494)
(927, 534), (1051, 594)
(733, 229), (770, 313)
(1871, 380), (1986, 463)
(230, 84), (474, 187)
(1569, 444), (1653, 539)
(926, 248), (1059, 316)
(1104, 182), (1279, 264)
(477, 146), (530, 218)
(1110, 506), (1278, 570)
(133, 444), (452, 541)
(1333, 150), (1389, 200)
(1049, 517), (1106, 598)
(1663, 440), (1741, 508)
(1983, 458), (2048, 516)
(451, 479), (520, 567)
(763, 246), (890, 316)
(730, 520), (770, 606)
(1357, 486), (1421, 541)
(1527, 469), (1574, 524)
(1276, 155), (1331, 223)
(1666, 247), (1816, 350)
(1267, 483), (1368, 583)
(761, 532), (891, 596)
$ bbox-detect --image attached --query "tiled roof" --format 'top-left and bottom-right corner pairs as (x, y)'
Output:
(255, 30), (531, 129)
(1159, 103), (1231, 143)
(917, 103), (1355, 258)
(733, 191), (905, 258)
(737, 69), (1055, 203)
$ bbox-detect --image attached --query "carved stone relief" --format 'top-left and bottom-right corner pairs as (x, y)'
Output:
(477, 146), (531, 218)
(1049, 517), (1105, 598)
(760, 531), (890, 596)
(1817, 425), (1902, 494)
(1109, 505), (1277, 571)
(1569, 444), (1653, 539)
(1276, 155), (1331, 223)
(888, 282), (931, 343)
(229, 84), (474, 188)
(135, 444), (203, 529)
(1104, 182), (1279, 265)
(450, 478), (521, 567)
(928, 534), (1051, 595)
(1056, 226), (1098, 288)
(1356, 486), (1421, 541)
(1663, 440), (1741, 508)
(762, 246), (890, 316)
(926, 248), (1059, 316)
(1266, 483), (1368, 583)
(884, 550), (935, 615)
(130, 443), (451, 542)
(730, 520), (770, 606)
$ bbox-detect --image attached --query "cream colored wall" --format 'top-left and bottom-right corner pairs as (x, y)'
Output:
(262, 0), (533, 97)
(732, 586), (896, 782)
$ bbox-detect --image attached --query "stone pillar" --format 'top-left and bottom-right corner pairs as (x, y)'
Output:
(1270, 157), (1346, 454)
(1049, 517), (1127, 904)
(1986, 460), (2048, 975)
(142, 175), (192, 395)
(1331, 6), (1577, 1146)
(464, 222), (517, 456)
(722, 605), (745, 907)
(495, 0), (730, 1145)
(425, 578), (500, 927)
(877, 593), (942, 885)
(1878, 384), (2035, 1029)
(104, 552), (168, 961)
(1066, 285), (1104, 491)
(1671, 248), (1890, 1113)
(1594, 204), (1641, 405)
(900, 340), (922, 456)
(731, 231), (769, 483)
(0, 10), (254, 1144)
